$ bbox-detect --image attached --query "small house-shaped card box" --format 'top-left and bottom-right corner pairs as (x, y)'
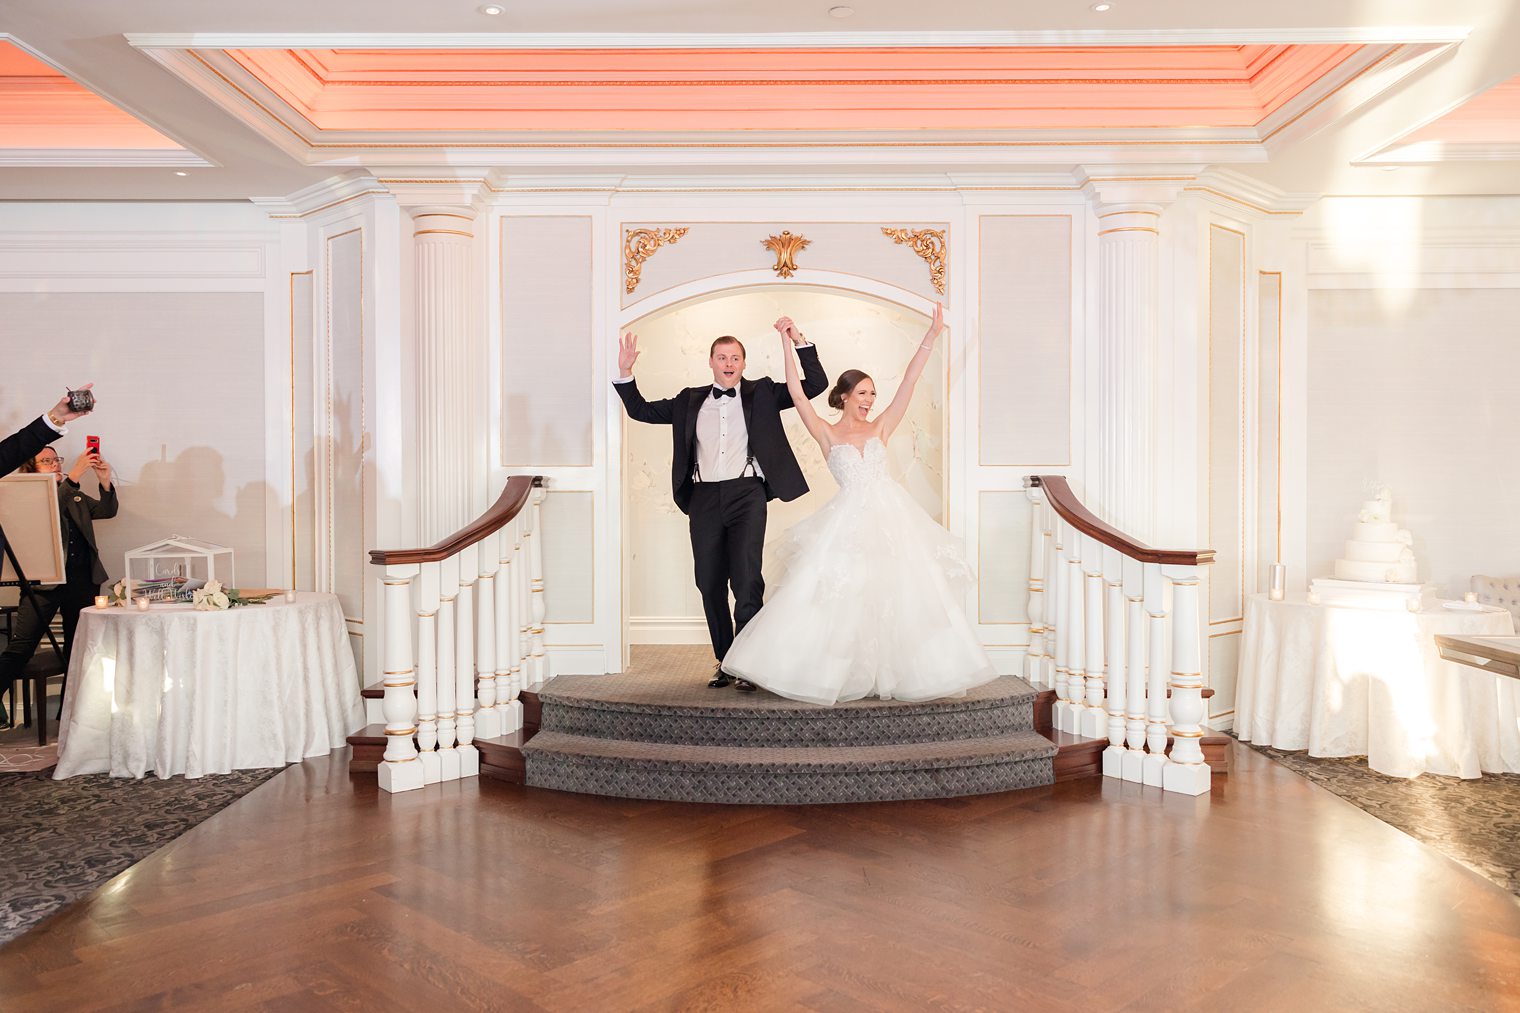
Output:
(124, 535), (234, 601)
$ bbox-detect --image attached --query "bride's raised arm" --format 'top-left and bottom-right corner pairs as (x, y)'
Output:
(776, 318), (832, 452)
(876, 302), (943, 442)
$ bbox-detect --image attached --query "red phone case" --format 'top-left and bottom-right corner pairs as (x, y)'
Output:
(87, 435), (100, 454)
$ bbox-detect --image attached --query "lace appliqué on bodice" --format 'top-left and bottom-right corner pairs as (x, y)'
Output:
(827, 437), (890, 488)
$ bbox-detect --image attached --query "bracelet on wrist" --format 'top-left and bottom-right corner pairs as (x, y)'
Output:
(47, 411), (64, 427)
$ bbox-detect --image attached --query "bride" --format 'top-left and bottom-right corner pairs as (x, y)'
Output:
(720, 304), (999, 705)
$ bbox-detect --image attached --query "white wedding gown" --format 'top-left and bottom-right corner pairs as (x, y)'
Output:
(721, 437), (999, 705)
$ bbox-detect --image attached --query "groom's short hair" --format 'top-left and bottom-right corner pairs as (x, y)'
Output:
(710, 336), (745, 358)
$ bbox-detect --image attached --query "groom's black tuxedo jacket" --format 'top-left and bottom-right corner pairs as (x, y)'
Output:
(615, 345), (828, 515)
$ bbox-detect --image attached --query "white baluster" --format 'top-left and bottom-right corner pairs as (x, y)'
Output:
(455, 543), (480, 778)
(1162, 568), (1211, 795)
(517, 516), (531, 698)
(1025, 483), (1047, 686)
(1042, 503), (1057, 688)
(1063, 541), (1086, 735)
(1101, 546), (1126, 776)
(377, 565), (424, 793)
(435, 553), (461, 782)
(494, 518), (521, 733)
(474, 531), (500, 740)
(528, 484), (548, 689)
(1080, 534), (1106, 739)
(415, 561), (442, 785)
(1143, 562), (1169, 787)
(1051, 524), (1070, 731)
(1122, 556), (1148, 783)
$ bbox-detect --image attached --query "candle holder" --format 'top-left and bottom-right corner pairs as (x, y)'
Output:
(1268, 563), (1286, 601)
(283, 588), (298, 603)
(94, 595), (109, 609)
(134, 596), (151, 612)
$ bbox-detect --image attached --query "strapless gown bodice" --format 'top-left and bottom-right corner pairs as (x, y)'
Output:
(721, 437), (998, 705)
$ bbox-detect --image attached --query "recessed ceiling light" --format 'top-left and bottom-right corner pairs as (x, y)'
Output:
(478, 3), (504, 14)
(174, 171), (187, 176)
(1091, 2), (1113, 10)
(828, 5), (855, 17)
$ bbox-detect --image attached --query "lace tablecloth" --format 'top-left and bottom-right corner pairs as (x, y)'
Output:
(1236, 593), (1518, 778)
(54, 592), (365, 779)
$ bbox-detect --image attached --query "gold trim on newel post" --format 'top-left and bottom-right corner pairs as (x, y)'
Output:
(623, 226), (690, 294)
(761, 230), (810, 279)
(881, 227), (948, 295)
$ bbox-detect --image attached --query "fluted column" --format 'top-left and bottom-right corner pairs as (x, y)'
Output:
(411, 205), (481, 541)
(1082, 169), (1194, 542)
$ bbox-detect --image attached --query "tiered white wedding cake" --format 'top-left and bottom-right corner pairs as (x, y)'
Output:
(1311, 487), (1426, 608)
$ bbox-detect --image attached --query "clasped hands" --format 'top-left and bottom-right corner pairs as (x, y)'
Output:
(773, 317), (806, 346)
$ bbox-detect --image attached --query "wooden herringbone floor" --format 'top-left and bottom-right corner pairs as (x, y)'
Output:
(2, 744), (1518, 1011)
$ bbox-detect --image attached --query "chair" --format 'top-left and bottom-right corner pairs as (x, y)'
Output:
(1470, 575), (1520, 628)
(20, 652), (66, 746)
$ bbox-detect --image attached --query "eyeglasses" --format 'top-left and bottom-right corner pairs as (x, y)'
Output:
(34, 455), (62, 466)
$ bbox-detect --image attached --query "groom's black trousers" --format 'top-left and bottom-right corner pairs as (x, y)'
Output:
(687, 477), (767, 665)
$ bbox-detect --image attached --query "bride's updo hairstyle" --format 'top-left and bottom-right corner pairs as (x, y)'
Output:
(827, 369), (872, 411)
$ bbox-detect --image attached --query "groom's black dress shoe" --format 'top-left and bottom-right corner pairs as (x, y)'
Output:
(734, 679), (757, 693)
(708, 670), (736, 688)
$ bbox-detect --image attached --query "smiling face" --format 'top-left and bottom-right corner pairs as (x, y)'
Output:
(842, 375), (876, 421)
(709, 337), (746, 389)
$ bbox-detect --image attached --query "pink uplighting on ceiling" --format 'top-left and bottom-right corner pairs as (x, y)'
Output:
(223, 44), (1364, 132)
(0, 42), (181, 149)
(1397, 73), (1520, 146)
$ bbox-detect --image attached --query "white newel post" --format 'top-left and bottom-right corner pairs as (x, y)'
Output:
(1162, 568), (1211, 795)
(1080, 535), (1107, 739)
(1025, 484), (1047, 686)
(474, 531), (500, 740)
(528, 484), (548, 688)
(455, 543), (480, 778)
(378, 565), (424, 793)
(1082, 171), (1188, 539)
(1121, 557), (1148, 783)
(411, 205), (482, 540)
(1101, 546), (1127, 775)
(1142, 563), (1170, 787)
(436, 555), (461, 780)
(416, 561), (442, 785)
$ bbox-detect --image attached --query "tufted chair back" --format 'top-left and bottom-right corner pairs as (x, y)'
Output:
(1470, 575), (1520, 627)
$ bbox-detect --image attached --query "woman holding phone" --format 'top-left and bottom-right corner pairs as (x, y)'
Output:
(0, 442), (117, 729)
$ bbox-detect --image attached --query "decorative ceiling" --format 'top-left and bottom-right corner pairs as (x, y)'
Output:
(0, 39), (190, 160)
(1369, 72), (1520, 162)
(215, 43), (1362, 133)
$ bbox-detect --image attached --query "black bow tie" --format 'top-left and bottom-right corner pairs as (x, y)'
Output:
(711, 386), (737, 399)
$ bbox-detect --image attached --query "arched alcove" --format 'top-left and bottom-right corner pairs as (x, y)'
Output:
(619, 283), (939, 645)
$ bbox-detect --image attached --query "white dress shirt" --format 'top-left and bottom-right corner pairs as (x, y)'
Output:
(692, 386), (763, 483)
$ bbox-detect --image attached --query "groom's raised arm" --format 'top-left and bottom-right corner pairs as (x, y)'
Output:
(611, 330), (676, 425)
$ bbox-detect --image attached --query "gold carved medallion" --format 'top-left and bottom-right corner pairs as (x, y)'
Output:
(761, 230), (810, 279)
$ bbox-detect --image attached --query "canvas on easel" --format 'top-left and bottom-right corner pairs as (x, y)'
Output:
(0, 472), (65, 586)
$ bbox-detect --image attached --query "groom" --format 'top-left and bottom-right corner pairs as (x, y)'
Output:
(614, 321), (827, 689)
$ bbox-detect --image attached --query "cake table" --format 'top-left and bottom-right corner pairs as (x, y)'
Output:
(1235, 592), (1518, 778)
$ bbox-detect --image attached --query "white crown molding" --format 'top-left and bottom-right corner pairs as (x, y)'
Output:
(123, 27), (1474, 49)
(1187, 168), (1320, 217)
(250, 171), (390, 219)
(0, 148), (212, 168)
(1358, 141), (1520, 164)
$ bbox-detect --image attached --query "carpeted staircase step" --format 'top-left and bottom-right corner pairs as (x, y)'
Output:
(537, 672), (1039, 747)
(523, 728), (1056, 804)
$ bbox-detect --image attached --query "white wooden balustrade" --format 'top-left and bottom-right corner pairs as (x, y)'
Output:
(1024, 476), (1216, 796)
(371, 477), (547, 793)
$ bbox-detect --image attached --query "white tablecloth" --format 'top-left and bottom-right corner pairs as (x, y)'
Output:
(54, 592), (365, 779)
(1236, 593), (1519, 778)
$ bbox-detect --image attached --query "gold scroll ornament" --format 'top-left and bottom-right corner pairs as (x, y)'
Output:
(623, 227), (689, 294)
(881, 227), (947, 295)
(761, 230), (810, 279)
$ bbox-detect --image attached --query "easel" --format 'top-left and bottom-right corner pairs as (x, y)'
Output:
(0, 517), (68, 732)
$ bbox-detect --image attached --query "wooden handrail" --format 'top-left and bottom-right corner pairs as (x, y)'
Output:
(369, 476), (545, 567)
(1026, 475), (1214, 567)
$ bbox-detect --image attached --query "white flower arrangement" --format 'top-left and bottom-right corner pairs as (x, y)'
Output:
(191, 579), (274, 611)
(109, 579), (129, 607)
